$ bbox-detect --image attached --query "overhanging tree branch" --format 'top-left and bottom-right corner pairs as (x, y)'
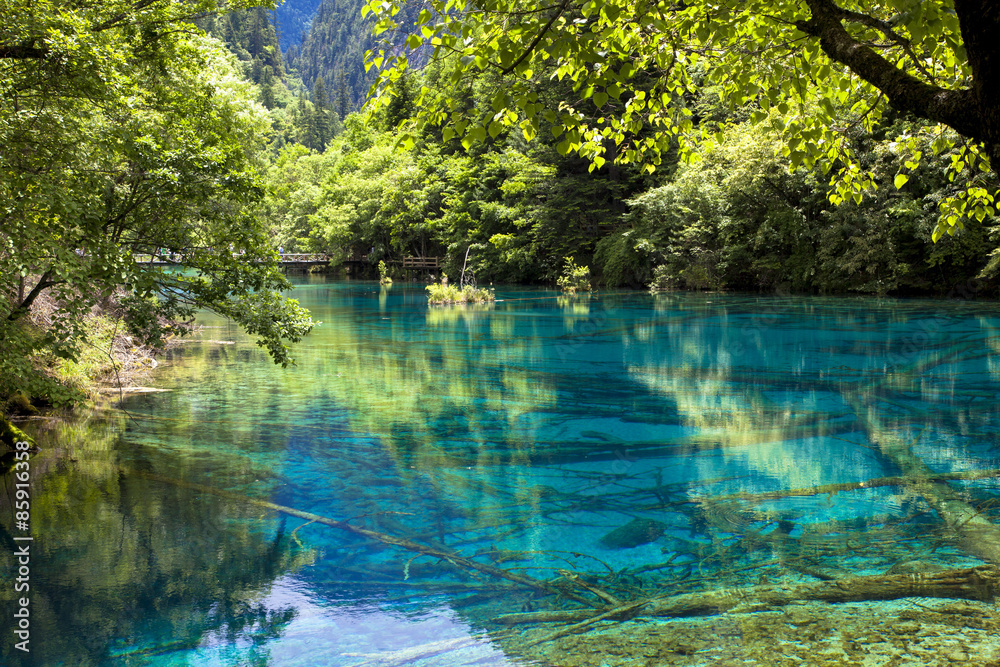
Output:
(795, 0), (981, 142)
(500, 0), (571, 75)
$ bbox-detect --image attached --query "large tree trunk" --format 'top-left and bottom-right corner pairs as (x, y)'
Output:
(955, 0), (1000, 166)
(798, 0), (1000, 168)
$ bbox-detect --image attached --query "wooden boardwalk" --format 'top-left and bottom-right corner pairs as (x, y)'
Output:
(277, 253), (332, 269)
(137, 253), (443, 272)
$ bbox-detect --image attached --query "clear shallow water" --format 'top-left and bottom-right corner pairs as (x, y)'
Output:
(4, 279), (1000, 665)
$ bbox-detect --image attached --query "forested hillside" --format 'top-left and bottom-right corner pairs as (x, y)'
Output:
(339, 0), (1000, 294)
(262, 60), (999, 294)
(218, 0), (998, 298)
(291, 0), (426, 110)
(273, 0), (323, 52)
(200, 7), (284, 82)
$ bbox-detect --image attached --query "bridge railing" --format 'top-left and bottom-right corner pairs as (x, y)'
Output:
(133, 253), (442, 268)
(400, 256), (441, 269)
(279, 253), (330, 263)
(134, 253), (332, 264)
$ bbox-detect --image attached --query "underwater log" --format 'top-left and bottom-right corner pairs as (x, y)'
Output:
(344, 636), (494, 666)
(848, 395), (1000, 567)
(706, 468), (1000, 505)
(643, 564), (999, 617)
(496, 565), (1000, 625)
(130, 469), (594, 606)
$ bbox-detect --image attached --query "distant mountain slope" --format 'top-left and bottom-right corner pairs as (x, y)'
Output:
(291, 0), (422, 110)
(291, 0), (369, 108)
(199, 8), (284, 80)
(273, 0), (324, 53)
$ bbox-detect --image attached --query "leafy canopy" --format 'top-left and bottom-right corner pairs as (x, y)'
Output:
(1, 0), (313, 400)
(363, 0), (998, 240)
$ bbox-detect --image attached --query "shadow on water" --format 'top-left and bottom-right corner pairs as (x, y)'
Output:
(0, 410), (305, 666)
(4, 279), (1000, 665)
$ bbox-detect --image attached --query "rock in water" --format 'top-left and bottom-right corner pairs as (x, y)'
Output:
(599, 518), (668, 549)
(886, 559), (945, 575)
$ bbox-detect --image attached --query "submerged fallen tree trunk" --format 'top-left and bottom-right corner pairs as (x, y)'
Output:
(130, 469), (595, 606)
(496, 565), (1000, 625)
(847, 395), (1000, 567)
(344, 635), (495, 667)
(706, 468), (1000, 505)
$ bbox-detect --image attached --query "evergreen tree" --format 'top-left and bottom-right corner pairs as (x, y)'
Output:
(313, 76), (329, 111)
(312, 76), (332, 150)
(335, 69), (351, 121)
(293, 91), (318, 150)
(260, 66), (276, 109)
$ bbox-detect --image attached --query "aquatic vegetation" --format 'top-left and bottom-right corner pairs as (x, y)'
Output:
(556, 257), (591, 294)
(426, 276), (496, 304)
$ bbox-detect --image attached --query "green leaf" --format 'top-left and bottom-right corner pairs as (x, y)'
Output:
(894, 174), (909, 189)
(397, 133), (416, 150)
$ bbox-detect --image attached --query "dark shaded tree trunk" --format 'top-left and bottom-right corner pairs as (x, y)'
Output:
(954, 0), (1000, 166)
(797, 0), (1000, 169)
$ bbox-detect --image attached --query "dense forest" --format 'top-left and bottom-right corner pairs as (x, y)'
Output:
(3, 0), (1000, 409)
(256, 0), (1000, 294)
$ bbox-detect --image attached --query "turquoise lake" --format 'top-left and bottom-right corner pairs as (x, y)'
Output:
(4, 278), (1000, 665)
